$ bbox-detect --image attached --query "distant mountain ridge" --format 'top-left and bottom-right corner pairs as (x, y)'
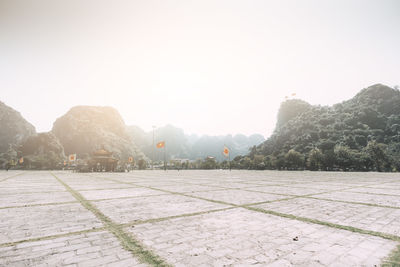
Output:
(127, 124), (265, 161)
(2, 83), (398, 170)
(0, 102), (264, 168)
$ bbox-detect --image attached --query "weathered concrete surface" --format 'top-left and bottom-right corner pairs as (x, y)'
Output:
(0, 170), (399, 266)
(0, 231), (145, 267)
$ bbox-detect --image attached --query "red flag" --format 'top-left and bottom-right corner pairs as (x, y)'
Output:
(156, 141), (165, 148)
(69, 154), (76, 161)
(223, 146), (230, 157)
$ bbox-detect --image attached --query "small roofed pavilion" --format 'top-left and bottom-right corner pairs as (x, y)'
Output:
(89, 148), (118, 172)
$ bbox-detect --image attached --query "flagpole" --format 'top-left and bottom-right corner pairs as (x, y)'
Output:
(152, 125), (156, 170)
(164, 143), (166, 171)
(229, 152), (231, 171)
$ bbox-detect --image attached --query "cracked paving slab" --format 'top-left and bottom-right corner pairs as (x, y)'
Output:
(1, 172), (66, 194)
(255, 197), (400, 236)
(312, 191), (400, 208)
(0, 203), (103, 244)
(345, 186), (400, 196)
(128, 208), (398, 266)
(188, 188), (289, 205)
(0, 191), (76, 208)
(79, 187), (167, 201)
(0, 231), (145, 267)
(244, 185), (327, 196)
(1, 170), (399, 266)
(92, 194), (229, 224)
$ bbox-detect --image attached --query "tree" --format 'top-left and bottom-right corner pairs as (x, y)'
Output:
(307, 148), (324, 171)
(334, 145), (355, 170)
(271, 154), (285, 170)
(253, 155), (265, 170)
(388, 143), (400, 171)
(365, 141), (389, 172)
(276, 99), (311, 128)
(138, 159), (147, 170)
(239, 156), (252, 169)
(285, 149), (304, 170)
(201, 157), (217, 169)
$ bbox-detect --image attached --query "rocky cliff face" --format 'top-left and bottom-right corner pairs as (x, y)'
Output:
(52, 106), (145, 160)
(0, 101), (36, 153)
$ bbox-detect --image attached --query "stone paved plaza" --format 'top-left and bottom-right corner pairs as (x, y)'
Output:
(0, 170), (399, 266)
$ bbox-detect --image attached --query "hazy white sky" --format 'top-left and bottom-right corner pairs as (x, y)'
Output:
(1, 0), (399, 137)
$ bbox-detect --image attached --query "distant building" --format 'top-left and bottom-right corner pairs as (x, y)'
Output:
(88, 148), (118, 172)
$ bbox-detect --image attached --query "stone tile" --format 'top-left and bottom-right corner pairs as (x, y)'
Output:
(79, 187), (166, 200)
(188, 189), (288, 205)
(0, 191), (76, 208)
(148, 184), (220, 193)
(128, 208), (397, 266)
(0, 203), (103, 244)
(1, 170), (400, 266)
(93, 194), (228, 223)
(0, 231), (145, 266)
(0, 171), (66, 194)
(255, 197), (400, 236)
(245, 185), (327, 196)
(313, 191), (400, 208)
(346, 186), (400, 196)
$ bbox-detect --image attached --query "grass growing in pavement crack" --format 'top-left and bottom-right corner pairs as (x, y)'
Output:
(0, 201), (79, 210)
(98, 174), (400, 266)
(50, 172), (172, 267)
(383, 244), (400, 266)
(99, 176), (400, 241)
(0, 172), (25, 182)
(246, 206), (400, 242)
(305, 196), (400, 210)
(0, 228), (105, 248)
(123, 207), (237, 227)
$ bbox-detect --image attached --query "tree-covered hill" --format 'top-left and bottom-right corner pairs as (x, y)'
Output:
(0, 101), (36, 153)
(236, 84), (400, 171)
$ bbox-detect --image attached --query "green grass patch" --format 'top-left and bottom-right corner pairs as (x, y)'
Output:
(382, 244), (400, 266)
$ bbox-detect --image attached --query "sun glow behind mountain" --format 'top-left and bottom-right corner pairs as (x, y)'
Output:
(1, 0), (399, 137)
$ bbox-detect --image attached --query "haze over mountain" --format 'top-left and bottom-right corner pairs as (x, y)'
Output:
(127, 124), (265, 162)
(19, 132), (66, 169)
(52, 106), (146, 160)
(2, 1), (399, 138)
(0, 102), (264, 168)
(1, 84), (399, 170)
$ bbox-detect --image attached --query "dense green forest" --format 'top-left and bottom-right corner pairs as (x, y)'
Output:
(232, 84), (400, 171)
